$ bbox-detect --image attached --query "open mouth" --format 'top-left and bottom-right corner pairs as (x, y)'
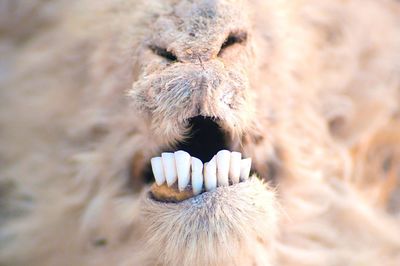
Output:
(174, 116), (229, 163)
(141, 116), (253, 202)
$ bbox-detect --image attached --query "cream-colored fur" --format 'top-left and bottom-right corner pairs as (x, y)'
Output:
(0, 0), (400, 265)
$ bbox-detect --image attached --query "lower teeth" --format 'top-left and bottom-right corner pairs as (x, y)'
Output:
(150, 150), (252, 201)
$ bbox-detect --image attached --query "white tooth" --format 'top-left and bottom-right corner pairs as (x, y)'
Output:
(191, 157), (203, 195)
(216, 150), (230, 186)
(161, 152), (177, 186)
(151, 157), (165, 185)
(174, 150), (191, 191)
(240, 158), (252, 181)
(204, 156), (217, 191)
(229, 152), (242, 184)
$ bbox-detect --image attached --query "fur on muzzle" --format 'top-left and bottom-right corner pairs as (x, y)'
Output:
(139, 177), (278, 266)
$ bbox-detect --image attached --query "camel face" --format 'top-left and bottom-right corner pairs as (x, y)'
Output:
(130, 0), (258, 156)
(1, 1), (400, 265)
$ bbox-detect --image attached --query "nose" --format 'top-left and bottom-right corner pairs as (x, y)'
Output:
(180, 47), (215, 63)
(152, 31), (248, 64)
(183, 31), (247, 62)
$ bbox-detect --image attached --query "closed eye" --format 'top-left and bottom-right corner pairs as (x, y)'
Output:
(149, 45), (178, 62)
(218, 31), (248, 56)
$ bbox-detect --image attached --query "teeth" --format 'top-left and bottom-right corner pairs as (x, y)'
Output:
(204, 156), (217, 191)
(161, 152), (177, 186)
(240, 158), (252, 181)
(216, 150), (230, 186)
(154, 150), (252, 195)
(229, 152), (241, 184)
(174, 150), (191, 191)
(191, 157), (203, 195)
(150, 157), (165, 185)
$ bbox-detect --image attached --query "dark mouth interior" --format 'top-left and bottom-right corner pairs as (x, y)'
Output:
(175, 116), (229, 162)
(143, 116), (229, 184)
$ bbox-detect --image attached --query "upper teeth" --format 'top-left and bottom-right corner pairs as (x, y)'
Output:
(150, 150), (252, 194)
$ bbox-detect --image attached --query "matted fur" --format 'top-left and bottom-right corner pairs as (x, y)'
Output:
(1, 0), (400, 265)
(141, 177), (278, 266)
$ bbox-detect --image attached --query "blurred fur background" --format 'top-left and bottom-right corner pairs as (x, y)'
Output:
(0, 0), (400, 265)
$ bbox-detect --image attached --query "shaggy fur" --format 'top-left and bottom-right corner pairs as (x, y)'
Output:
(0, 0), (400, 265)
(142, 178), (278, 265)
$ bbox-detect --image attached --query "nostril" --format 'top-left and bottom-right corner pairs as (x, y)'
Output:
(149, 45), (178, 62)
(218, 30), (248, 56)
